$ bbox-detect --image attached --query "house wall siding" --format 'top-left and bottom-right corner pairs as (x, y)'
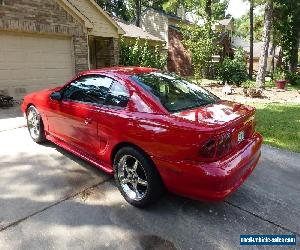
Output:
(0, 0), (89, 73)
(67, 0), (119, 38)
(140, 9), (168, 49)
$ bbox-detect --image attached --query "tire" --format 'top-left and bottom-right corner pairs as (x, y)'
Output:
(26, 105), (46, 144)
(113, 147), (164, 208)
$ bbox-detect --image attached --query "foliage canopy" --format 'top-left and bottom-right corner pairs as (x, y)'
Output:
(119, 39), (167, 69)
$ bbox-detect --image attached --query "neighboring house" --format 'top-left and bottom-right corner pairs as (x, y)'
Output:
(140, 8), (235, 76)
(114, 18), (165, 48)
(213, 18), (235, 61)
(0, 0), (124, 99)
(213, 18), (234, 40)
(140, 8), (193, 76)
(233, 36), (281, 72)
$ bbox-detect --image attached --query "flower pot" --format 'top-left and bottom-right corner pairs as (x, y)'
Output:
(276, 80), (287, 89)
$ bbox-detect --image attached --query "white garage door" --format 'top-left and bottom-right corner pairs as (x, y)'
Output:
(0, 32), (74, 99)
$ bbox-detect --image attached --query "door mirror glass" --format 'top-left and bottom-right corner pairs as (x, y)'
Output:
(50, 91), (62, 101)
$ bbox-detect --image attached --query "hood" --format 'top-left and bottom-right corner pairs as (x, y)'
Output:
(173, 100), (255, 127)
(24, 86), (61, 103)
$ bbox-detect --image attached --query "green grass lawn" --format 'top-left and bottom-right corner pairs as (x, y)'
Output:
(253, 103), (300, 153)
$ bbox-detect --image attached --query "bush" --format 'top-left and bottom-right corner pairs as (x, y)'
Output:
(217, 48), (248, 86)
(120, 38), (167, 69)
(242, 80), (256, 89)
(273, 69), (286, 81)
(285, 71), (300, 85)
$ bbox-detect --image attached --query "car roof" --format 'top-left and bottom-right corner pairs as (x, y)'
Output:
(79, 66), (159, 77)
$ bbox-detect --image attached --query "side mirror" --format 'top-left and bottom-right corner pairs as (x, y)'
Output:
(50, 91), (62, 101)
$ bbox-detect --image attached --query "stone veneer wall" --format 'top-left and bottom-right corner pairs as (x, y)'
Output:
(108, 38), (119, 66)
(0, 0), (89, 73)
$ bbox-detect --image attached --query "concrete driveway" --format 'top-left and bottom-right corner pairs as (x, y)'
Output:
(0, 108), (299, 250)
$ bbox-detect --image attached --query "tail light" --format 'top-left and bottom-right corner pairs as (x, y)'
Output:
(198, 132), (232, 161)
(199, 139), (217, 159)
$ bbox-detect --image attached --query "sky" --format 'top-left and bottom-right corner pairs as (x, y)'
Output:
(226, 0), (249, 18)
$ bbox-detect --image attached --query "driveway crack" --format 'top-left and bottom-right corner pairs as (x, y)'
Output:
(0, 178), (111, 233)
(225, 200), (300, 237)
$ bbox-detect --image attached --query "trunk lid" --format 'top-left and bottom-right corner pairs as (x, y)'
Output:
(174, 100), (256, 158)
(174, 100), (255, 128)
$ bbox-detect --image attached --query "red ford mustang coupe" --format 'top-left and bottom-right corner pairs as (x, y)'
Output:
(22, 67), (263, 207)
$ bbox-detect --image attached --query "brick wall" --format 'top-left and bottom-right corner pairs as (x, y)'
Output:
(0, 0), (89, 73)
(168, 27), (193, 76)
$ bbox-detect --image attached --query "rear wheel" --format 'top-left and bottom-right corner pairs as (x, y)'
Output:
(113, 147), (164, 207)
(26, 105), (46, 143)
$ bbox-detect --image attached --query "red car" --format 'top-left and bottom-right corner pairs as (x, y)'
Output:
(22, 67), (263, 207)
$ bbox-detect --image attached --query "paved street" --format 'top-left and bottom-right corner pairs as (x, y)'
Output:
(0, 113), (299, 250)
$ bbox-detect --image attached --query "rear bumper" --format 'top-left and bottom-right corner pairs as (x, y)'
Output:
(153, 132), (263, 201)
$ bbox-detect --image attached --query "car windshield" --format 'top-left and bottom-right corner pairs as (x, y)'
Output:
(131, 72), (220, 113)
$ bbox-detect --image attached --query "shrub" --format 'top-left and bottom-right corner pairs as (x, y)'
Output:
(273, 69), (286, 81)
(120, 38), (167, 69)
(217, 48), (248, 86)
(242, 80), (256, 89)
(285, 71), (300, 85)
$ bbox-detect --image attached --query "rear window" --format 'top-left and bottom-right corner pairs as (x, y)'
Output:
(130, 72), (219, 113)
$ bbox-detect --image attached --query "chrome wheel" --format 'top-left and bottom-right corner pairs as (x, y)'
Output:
(117, 155), (148, 201)
(27, 108), (40, 140)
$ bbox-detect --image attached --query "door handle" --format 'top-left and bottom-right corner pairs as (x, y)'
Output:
(84, 118), (92, 125)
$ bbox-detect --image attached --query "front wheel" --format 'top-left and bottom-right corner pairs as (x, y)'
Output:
(113, 147), (164, 208)
(26, 105), (46, 143)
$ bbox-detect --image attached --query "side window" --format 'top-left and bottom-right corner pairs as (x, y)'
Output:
(105, 81), (129, 108)
(63, 75), (113, 105)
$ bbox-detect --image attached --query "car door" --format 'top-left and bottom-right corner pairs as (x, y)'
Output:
(47, 74), (113, 157)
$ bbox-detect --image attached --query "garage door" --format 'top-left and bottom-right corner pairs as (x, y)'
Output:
(0, 32), (74, 99)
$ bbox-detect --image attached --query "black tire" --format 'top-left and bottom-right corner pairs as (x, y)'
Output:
(113, 147), (164, 208)
(26, 105), (46, 144)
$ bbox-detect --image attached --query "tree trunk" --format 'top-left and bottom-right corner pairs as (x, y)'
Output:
(205, 0), (212, 21)
(256, 0), (273, 88)
(270, 42), (276, 77)
(135, 0), (142, 27)
(289, 33), (299, 73)
(249, 0), (254, 79)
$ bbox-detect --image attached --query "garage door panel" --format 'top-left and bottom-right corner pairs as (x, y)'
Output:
(0, 33), (74, 98)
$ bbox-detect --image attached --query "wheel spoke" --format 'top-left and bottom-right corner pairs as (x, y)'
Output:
(132, 182), (138, 195)
(132, 160), (139, 171)
(120, 177), (130, 185)
(137, 177), (148, 187)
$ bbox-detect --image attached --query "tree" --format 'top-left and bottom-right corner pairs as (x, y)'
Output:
(95, 0), (132, 21)
(163, 0), (228, 20)
(205, 0), (212, 21)
(235, 13), (264, 41)
(96, 0), (169, 23)
(135, 0), (142, 26)
(256, 0), (273, 88)
(249, 0), (254, 79)
(212, 0), (229, 20)
(181, 22), (220, 79)
(273, 0), (300, 73)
